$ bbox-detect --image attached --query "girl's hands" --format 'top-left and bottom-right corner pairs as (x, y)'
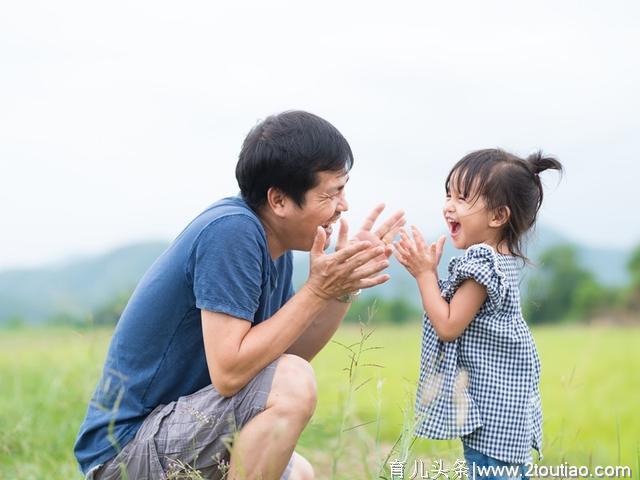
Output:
(394, 226), (446, 279)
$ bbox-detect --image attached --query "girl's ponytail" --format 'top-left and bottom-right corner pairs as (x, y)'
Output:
(526, 151), (563, 176)
(526, 150), (563, 213)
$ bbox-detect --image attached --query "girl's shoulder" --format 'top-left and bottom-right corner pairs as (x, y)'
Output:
(444, 243), (511, 313)
(447, 243), (500, 274)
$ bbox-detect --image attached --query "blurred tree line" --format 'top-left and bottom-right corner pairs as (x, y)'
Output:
(88, 292), (423, 326)
(523, 244), (640, 324)
(43, 243), (640, 328)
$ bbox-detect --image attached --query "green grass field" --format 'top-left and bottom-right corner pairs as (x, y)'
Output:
(1, 323), (638, 479)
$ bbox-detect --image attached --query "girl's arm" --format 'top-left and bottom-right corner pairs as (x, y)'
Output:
(395, 226), (487, 342)
(414, 271), (486, 342)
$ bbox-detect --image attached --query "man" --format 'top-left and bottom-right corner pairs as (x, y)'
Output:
(74, 110), (405, 479)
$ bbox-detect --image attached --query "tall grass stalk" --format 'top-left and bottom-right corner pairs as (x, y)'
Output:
(330, 304), (384, 479)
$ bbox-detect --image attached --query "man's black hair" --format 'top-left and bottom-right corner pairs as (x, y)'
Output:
(235, 110), (354, 211)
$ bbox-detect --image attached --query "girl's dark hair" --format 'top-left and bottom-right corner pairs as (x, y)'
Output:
(236, 110), (354, 212)
(445, 148), (563, 261)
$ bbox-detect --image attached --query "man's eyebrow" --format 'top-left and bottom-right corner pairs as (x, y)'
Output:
(326, 175), (349, 193)
(337, 175), (350, 188)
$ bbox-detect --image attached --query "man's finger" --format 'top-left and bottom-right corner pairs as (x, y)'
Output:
(345, 245), (386, 270)
(332, 239), (372, 263)
(374, 210), (405, 239)
(384, 217), (407, 240)
(335, 218), (349, 251)
(310, 226), (327, 256)
(359, 203), (385, 232)
(357, 274), (391, 289)
(352, 259), (390, 280)
(381, 217), (406, 245)
(436, 235), (446, 257)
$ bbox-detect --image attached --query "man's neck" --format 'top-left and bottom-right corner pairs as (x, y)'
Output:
(257, 209), (286, 260)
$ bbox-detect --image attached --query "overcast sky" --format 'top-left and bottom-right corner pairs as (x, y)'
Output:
(1, 0), (638, 270)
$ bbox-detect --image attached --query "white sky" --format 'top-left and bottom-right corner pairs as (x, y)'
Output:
(1, 0), (638, 270)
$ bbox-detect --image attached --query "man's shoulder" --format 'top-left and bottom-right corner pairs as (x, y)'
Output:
(200, 196), (260, 222)
(194, 197), (264, 241)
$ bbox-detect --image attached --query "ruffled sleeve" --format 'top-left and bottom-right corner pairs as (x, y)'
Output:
(440, 244), (507, 313)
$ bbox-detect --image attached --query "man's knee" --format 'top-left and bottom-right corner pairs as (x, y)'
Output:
(267, 354), (317, 421)
(290, 452), (314, 480)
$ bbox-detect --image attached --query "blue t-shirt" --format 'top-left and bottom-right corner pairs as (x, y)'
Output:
(74, 196), (294, 474)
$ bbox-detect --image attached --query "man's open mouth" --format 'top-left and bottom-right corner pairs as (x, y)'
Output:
(321, 217), (339, 237)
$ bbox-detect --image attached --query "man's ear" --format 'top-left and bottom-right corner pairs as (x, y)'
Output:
(489, 206), (510, 228)
(266, 187), (288, 218)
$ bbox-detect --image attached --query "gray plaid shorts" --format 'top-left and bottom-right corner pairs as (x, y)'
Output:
(88, 357), (293, 480)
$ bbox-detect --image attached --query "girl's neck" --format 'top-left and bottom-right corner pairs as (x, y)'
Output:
(469, 239), (512, 256)
(495, 240), (513, 256)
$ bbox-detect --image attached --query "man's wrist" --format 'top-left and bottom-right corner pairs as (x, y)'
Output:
(301, 283), (332, 303)
(336, 289), (362, 303)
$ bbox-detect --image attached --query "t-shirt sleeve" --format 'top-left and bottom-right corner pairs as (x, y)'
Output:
(189, 215), (264, 322)
(283, 252), (295, 303)
(443, 244), (507, 313)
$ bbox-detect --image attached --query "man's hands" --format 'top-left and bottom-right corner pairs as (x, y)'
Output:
(347, 203), (406, 250)
(394, 226), (446, 280)
(304, 204), (406, 301)
(305, 227), (389, 300)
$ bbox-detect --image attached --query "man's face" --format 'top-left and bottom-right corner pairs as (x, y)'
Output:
(284, 170), (349, 251)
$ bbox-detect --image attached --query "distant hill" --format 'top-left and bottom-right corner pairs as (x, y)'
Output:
(0, 225), (631, 324)
(0, 242), (168, 324)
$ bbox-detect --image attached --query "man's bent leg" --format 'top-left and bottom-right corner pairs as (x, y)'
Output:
(228, 354), (317, 480)
(288, 452), (314, 480)
(93, 356), (299, 479)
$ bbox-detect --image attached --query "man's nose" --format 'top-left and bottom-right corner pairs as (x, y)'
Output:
(338, 193), (349, 213)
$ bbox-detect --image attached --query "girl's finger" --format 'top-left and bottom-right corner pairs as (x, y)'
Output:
(411, 225), (427, 250)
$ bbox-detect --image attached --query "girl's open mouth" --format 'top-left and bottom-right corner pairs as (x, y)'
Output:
(448, 221), (461, 236)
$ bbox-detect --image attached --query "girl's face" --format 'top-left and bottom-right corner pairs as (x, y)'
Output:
(443, 174), (504, 250)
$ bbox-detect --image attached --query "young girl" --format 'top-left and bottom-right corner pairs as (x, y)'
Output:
(394, 149), (562, 478)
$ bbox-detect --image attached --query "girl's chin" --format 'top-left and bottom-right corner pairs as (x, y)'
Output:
(451, 236), (466, 249)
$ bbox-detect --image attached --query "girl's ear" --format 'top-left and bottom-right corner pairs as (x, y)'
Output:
(265, 187), (289, 218)
(490, 206), (511, 228)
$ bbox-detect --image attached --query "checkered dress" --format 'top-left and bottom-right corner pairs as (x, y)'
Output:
(415, 244), (542, 464)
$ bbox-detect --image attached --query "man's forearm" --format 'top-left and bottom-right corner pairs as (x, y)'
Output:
(285, 299), (351, 361)
(208, 286), (331, 395)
